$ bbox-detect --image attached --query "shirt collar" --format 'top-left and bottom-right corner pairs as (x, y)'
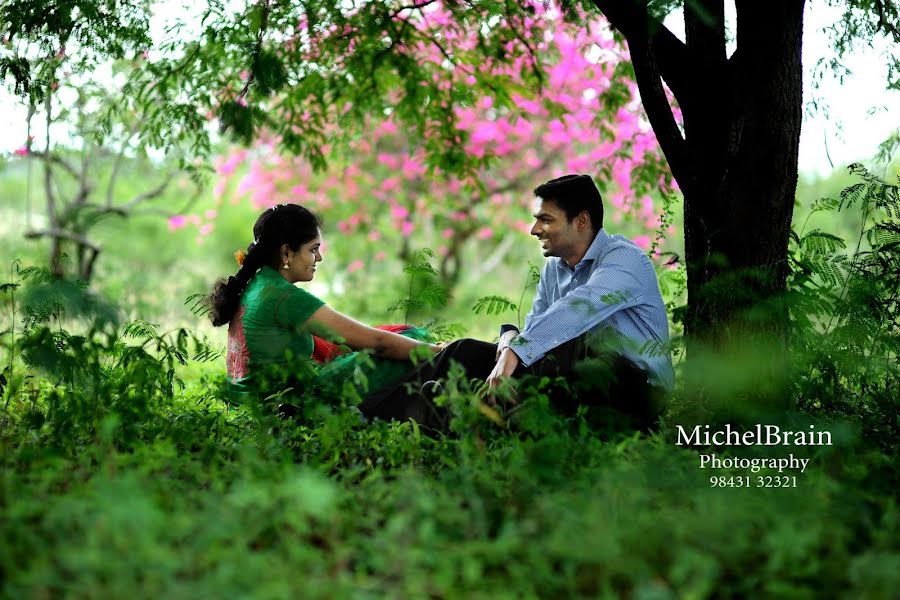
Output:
(558, 228), (609, 272)
(582, 228), (610, 264)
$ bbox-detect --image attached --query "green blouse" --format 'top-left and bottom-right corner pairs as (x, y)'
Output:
(225, 266), (427, 400)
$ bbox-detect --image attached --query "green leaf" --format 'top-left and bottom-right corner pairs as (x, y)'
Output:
(252, 49), (288, 96)
(472, 295), (518, 316)
(419, 284), (452, 309)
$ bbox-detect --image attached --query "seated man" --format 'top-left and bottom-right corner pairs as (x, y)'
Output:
(359, 174), (674, 431)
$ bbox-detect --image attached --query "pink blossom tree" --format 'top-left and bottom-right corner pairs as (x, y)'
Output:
(177, 6), (674, 288)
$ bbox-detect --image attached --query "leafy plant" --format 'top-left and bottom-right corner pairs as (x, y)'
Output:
(387, 248), (452, 324)
(787, 164), (900, 447)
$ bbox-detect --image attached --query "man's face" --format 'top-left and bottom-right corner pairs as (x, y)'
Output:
(530, 198), (579, 259)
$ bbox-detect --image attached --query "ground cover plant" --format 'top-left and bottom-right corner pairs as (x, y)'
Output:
(1, 170), (898, 599)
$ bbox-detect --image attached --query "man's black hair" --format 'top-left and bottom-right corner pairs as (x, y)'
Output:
(533, 174), (603, 232)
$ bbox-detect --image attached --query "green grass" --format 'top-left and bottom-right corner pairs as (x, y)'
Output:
(2, 373), (898, 599)
(1, 161), (899, 598)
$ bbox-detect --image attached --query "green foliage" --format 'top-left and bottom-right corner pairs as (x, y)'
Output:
(0, 266), (221, 449)
(471, 294), (518, 316)
(2, 156), (900, 597)
(388, 248), (452, 323)
(0, 0), (151, 100)
(787, 164), (900, 447)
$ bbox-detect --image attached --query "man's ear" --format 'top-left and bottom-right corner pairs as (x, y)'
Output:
(577, 210), (591, 232)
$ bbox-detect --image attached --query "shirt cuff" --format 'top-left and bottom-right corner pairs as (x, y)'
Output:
(508, 335), (548, 368)
(499, 323), (520, 336)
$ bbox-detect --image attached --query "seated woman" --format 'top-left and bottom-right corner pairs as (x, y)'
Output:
(207, 203), (441, 408)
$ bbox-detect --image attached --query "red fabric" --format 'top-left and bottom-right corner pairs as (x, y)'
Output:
(226, 306), (250, 382)
(311, 324), (413, 365)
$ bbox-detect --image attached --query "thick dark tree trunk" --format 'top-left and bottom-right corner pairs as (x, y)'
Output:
(593, 0), (805, 350)
(681, 1), (804, 345)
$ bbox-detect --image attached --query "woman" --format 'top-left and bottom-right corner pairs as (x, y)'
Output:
(208, 203), (441, 406)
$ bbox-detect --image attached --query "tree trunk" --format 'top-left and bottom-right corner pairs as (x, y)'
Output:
(682, 1), (804, 348)
(591, 0), (806, 410)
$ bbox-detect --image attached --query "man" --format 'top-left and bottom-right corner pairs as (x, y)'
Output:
(359, 174), (674, 431)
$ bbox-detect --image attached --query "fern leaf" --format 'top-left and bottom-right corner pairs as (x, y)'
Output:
(419, 284), (451, 309)
(184, 293), (211, 317)
(472, 295), (518, 316)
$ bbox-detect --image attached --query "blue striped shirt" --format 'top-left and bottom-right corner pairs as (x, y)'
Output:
(509, 228), (674, 391)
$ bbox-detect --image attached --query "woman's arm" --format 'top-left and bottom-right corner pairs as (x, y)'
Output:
(306, 305), (439, 361)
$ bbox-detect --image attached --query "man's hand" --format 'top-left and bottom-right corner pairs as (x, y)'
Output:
(496, 329), (519, 360)
(487, 347), (520, 392)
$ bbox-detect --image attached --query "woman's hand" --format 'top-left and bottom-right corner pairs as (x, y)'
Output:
(430, 342), (447, 353)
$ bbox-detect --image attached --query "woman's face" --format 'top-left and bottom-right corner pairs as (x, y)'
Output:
(282, 231), (322, 283)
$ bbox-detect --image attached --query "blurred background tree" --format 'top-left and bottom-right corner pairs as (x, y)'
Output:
(1, 0), (898, 356)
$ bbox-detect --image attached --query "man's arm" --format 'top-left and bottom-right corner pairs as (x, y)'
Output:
(509, 247), (649, 367)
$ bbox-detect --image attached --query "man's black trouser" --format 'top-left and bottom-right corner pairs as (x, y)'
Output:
(358, 337), (664, 433)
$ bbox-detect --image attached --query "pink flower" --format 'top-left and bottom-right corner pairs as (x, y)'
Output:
(390, 205), (408, 219)
(368, 230), (381, 242)
(633, 235), (651, 250)
(338, 220), (351, 234)
(401, 221), (414, 237)
(477, 227), (494, 240)
(471, 122), (499, 145)
(438, 246), (448, 256)
(347, 260), (365, 273)
(374, 251), (386, 261)
(205, 209), (218, 219)
(217, 151), (247, 176)
(402, 156), (425, 178)
(378, 155), (400, 170)
(199, 223), (214, 236)
(168, 215), (187, 231)
(13, 146), (28, 157)
(376, 120), (398, 136)
(381, 177), (401, 193)
(441, 228), (453, 239)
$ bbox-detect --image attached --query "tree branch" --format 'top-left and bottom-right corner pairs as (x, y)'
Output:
(592, 0), (691, 187)
(684, 0), (726, 62)
(121, 173), (174, 211)
(504, 0), (543, 91)
(237, 0), (272, 104)
(592, 0), (692, 102)
(24, 229), (101, 252)
(106, 123), (141, 208)
(389, 0), (438, 21)
(472, 232), (518, 280)
(29, 150), (79, 180)
(42, 95), (58, 230)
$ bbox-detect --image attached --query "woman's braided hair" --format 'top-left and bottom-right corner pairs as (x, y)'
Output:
(208, 203), (321, 327)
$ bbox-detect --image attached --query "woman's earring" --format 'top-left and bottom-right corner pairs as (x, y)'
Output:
(282, 263), (290, 270)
